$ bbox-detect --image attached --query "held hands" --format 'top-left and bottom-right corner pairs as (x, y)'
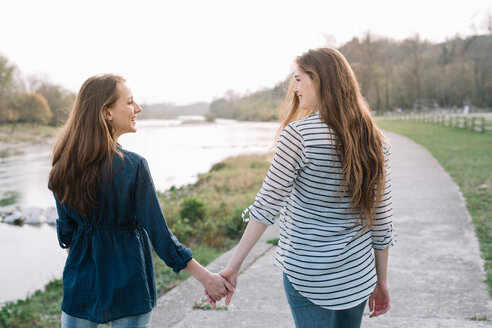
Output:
(219, 267), (238, 305)
(202, 272), (235, 308)
(202, 219), (266, 306)
(368, 281), (390, 318)
(203, 267), (239, 307)
(185, 259), (235, 307)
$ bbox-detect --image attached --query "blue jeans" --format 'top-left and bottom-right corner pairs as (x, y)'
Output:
(283, 273), (366, 328)
(61, 311), (152, 328)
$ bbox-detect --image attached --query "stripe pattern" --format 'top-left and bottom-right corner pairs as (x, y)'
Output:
(248, 112), (395, 310)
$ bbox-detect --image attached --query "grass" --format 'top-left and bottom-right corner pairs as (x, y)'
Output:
(377, 120), (492, 296)
(0, 280), (63, 328)
(158, 155), (270, 248)
(0, 245), (223, 328)
(0, 154), (270, 328)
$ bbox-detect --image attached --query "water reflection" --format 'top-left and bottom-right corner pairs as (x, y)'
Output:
(0, 143), (53, 208)
(0, 223), (66, 304)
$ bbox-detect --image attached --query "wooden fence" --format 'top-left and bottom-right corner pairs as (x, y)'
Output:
(381, 113), (492, 133)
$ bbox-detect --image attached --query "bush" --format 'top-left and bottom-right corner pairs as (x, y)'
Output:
(197, 219), (228, 248)
(179, 197), (206, 223)
(210, 162), (227, 172)
(221, 207), (247, 239)
(170, 218), (193, 245)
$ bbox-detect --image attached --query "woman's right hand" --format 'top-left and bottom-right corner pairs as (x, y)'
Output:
(219, 267), (239, 304)
(203, 272), (235, 303)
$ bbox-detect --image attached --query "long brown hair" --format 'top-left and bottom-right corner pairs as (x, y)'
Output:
(48, 74), (125, 215)
(278, 48), (386, 231)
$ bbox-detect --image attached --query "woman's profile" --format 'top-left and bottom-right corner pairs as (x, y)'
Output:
(49, 74), (233, 327)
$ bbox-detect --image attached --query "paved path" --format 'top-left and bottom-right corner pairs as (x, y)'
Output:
(152, 131), (492, 327)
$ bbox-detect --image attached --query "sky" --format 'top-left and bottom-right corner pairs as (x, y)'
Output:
(1, 0), (491, 105)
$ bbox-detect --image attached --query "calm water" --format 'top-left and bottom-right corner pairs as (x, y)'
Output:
(0, 117), (278, 304)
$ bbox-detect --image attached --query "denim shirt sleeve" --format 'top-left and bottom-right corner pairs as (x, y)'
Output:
(134, 158), (193, 272)
(55, 196), (77, 249)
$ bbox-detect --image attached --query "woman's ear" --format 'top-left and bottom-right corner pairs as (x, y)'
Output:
(105, 109), (112, 121)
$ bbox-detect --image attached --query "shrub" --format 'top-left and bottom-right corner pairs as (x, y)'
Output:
(171, 218), (193, 244)
(210, 162), (227, 172)
(221, 207), (247, 239)
(179, 197), (206, 223)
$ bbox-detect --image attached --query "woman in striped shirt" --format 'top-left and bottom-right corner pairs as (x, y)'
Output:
(218, 48), (396, 328)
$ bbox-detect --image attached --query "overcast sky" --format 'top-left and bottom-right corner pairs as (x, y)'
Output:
(1, 0), (490, 105)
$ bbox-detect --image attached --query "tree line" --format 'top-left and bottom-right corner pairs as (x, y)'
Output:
(2, 33), (491, 125)
(210, 33), (492, 121)
(0, 55), (75, 126)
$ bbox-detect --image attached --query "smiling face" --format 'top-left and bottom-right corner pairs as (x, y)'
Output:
(105, 82), (141, 141)
(293, 67), (318, 111)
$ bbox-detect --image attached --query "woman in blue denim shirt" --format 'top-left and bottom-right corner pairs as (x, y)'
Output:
(49, 74), (233, 327)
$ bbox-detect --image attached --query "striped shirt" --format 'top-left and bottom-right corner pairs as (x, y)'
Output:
(246, 112), (396, 310)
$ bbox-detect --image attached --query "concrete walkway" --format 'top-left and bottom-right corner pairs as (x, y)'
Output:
(152, 131), (492, 327)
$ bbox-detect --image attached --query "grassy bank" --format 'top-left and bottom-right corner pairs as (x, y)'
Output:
(377, 120), (492, 295)
(0, 124), (59, 144)
(0, 154), (270, 328)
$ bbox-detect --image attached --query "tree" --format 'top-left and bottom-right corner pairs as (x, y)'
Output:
(0, 54), (19, 124)
(209, 97), (233, 118)
(22, 75), (75, 125)
(0, 102), (20, 124)
(401, 35), (426, 107)
(13, 92), (53, 125)
(35, 83), (75, 125)
(0, 54), (17, 98)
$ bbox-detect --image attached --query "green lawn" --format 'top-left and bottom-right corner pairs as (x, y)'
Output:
(377, 120), (492, 296)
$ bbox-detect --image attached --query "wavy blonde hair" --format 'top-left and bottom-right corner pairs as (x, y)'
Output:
(277, 48), (386, 231)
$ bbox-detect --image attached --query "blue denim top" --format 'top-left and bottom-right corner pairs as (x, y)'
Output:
(54, 146), (193, 323)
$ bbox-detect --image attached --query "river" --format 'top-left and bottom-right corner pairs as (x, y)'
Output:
(0, 116), (278, 304)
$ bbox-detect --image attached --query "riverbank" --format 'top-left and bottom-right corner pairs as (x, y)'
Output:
(0, 154), (270, 328)
(377, 120), (492, 296)
(0, 124), (59, 145)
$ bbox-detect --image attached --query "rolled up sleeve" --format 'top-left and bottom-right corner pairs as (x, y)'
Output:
(371, 145), (397, 250)
(55, 199), (77, 249)
(247, 124), (308, 226)
(134, 158), (193, 272)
